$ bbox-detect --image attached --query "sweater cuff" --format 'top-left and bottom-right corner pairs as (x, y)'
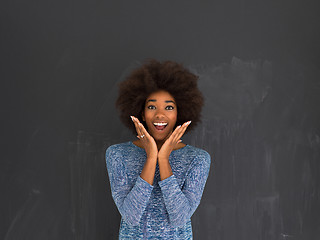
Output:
(136, 175), (154, 192)
(158, 174), (178, 190)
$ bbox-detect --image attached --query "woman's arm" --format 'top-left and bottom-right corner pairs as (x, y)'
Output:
(158, 156), (173, 180)
(157, 121), (191, 181)
(158, 151), (211, 227)
(140, 155), (157, 185)
(106, 146), (155, 226)
(131, 116), (158, 185)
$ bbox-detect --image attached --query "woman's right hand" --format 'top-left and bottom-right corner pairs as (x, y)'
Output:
(131, 116), (158, 159)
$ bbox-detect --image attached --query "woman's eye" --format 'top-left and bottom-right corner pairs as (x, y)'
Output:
(147, 105), (156, 110)
(166, 106), (174, 110)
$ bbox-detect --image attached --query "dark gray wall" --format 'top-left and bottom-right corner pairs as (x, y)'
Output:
(1, 1), (319, 240)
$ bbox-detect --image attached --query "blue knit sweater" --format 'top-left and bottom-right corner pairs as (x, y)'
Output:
(105, 141), (211, 239)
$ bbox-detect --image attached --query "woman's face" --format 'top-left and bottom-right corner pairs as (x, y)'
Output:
(142, 90), (177, 142)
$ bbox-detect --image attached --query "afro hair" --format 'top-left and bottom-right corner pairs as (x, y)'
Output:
(116, 59), (204, 134)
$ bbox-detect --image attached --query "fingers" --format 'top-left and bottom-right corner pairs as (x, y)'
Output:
(131, 116), (142, 138)
(131, 116), (150, 140)
(171, 121), (191, 143)
(138, 122), (147, 138)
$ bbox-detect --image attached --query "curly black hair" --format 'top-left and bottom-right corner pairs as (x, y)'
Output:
(116, 59), (204, 134)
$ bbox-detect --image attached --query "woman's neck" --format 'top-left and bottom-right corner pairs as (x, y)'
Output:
(132, 139), (186, 151)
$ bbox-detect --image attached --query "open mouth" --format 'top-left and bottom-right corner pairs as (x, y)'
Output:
(153, 122), (168, 131)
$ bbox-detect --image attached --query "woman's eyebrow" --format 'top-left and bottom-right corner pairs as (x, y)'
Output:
(146, 99), (176, 104)
(165, 100), (176, 104)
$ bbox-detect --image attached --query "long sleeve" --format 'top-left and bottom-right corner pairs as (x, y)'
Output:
(105, 146), (154, 226)
(158, 151), (211, 227)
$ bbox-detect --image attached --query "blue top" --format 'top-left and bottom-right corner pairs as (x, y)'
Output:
(105, 141), (211, 239)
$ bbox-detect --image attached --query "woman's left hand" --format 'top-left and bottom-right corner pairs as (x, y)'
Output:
(158, 121), (191, 160)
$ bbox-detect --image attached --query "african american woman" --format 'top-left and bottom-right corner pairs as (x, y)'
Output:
(105, 59), (211, 239)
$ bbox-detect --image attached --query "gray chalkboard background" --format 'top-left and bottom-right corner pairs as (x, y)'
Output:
(1, 1), (320, 240)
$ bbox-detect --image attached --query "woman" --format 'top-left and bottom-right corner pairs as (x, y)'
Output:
(106, 59), (211, 239)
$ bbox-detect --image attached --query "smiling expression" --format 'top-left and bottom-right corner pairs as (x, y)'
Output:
(142, 90), (177, 142)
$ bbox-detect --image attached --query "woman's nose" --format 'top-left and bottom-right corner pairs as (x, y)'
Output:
(155, 109), (165, 118)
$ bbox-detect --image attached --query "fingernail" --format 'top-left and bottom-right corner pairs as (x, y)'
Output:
(130, 116), (133, 121)
(177, 125), (181, 128)
(187, 121), (192, 125)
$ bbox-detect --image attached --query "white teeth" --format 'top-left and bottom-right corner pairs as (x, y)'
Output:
(153, 122), (168, 126)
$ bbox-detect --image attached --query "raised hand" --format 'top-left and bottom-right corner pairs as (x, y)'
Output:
(158, 121), (191, 160)
(131, 116), (158, 159)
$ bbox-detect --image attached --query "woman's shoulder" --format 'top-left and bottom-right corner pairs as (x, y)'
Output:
(182, 144), (211, 165)
(106, 141), (129, 151)
(105, 141), (144, 157)
(183, 144), (210, 158)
